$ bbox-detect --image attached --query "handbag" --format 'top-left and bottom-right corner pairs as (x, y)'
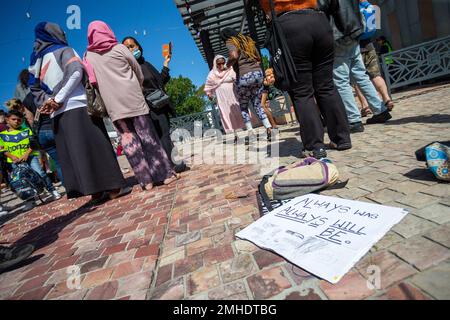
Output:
(83, 53), (108, 118)
(263, 0), (298, 91)
(145, 88), (170, 110)
(85, 80), (108, 118)
(29, 110), (42, 151)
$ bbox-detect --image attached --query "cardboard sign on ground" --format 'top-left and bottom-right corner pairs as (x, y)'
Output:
(237, 194), (408, 284)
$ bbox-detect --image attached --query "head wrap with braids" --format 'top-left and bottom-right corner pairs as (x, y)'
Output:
(220, 28), (261, 62)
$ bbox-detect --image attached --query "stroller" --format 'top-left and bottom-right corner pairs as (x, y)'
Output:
(9, 163), (46, 202)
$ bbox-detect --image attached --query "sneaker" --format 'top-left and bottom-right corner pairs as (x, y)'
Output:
(367, 110), (392, 124)
(0, 244), (35, 271)
(51, 190), (62, 200)
(349, 122), (365, 133)
(174, 162), (189, 174)
(22, 201), (36, 212)
(0, 207), (10, 218)
(310, 148), (328, 160)
(327, 142), (353, 151)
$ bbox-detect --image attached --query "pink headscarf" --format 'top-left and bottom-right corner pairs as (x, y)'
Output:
(83, 21), (118, 85)
(204, 55), (236, 96)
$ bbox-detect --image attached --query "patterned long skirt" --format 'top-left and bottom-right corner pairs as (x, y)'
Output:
(114, 114), (174, 186)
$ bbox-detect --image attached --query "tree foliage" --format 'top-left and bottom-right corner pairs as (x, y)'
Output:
(262, 54), (270, 71)
(165, 76), (207, 116)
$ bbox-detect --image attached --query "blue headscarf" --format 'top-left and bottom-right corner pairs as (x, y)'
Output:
(28, 22), (69, 95)
(30, 22), (68, 66)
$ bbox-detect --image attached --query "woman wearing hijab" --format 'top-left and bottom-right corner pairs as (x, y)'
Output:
(220, 28), (273, 141)
(29, 22), (129, 202)
(122, 36), (186, 173)
(84, 21), (179, 192)
(204, 55), (244, 143)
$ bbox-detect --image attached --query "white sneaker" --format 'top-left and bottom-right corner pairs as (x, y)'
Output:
(0, 208), (10, 218)
(51, 191), (62, 200)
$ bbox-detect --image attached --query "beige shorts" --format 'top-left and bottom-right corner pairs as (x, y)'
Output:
(362, 49), (382, 79)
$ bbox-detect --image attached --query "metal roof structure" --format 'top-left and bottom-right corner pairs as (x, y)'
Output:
(173, 0), (268, 65)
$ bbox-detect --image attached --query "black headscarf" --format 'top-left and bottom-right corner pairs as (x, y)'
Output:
(122, 36), (145, 64)
(220, 28), (239, 42)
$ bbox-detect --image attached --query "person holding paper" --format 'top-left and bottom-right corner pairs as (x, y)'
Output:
(122, 36), (187, 173)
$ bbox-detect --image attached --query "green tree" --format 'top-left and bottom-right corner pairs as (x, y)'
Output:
(165, 76), (206, 116)
(262, 54), (270, 71)
(196, 84), (215, 111)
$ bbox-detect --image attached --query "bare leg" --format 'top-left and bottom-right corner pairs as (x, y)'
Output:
(355, 85), (371, 117)
(355, 85), (368, 111)
(263, 106), (278, 130)
(372, 76), (394, 109)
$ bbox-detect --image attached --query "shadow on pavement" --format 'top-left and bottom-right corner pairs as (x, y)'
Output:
(0, 202), (97, 275)
(386, 114), (450, 125)
(404, 168), (439, 182)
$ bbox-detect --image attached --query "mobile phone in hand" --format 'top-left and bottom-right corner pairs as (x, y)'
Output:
(163, 42), (172, 58)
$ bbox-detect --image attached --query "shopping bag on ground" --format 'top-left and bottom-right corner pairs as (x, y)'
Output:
(259, 158), (348, 212)
(425, 142), (450, 182)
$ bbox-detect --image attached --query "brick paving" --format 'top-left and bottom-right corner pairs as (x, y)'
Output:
(0, 84), (449, 300)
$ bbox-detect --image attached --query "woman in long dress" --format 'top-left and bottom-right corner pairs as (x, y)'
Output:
(204, 55), (245, 143)
(84, 21), (179, 191)
(29, 22), (129, 202)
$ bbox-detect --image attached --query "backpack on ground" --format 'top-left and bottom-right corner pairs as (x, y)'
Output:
(259, 158), (348, 212)
(9, 163), (46, 201)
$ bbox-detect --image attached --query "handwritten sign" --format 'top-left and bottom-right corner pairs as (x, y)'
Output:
(236, 194), (408, 284)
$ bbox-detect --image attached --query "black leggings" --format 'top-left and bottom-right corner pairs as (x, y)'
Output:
(280, 10), (351, 150)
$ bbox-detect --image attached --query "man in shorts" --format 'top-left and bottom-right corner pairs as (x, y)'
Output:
(356, 0), (394, 116)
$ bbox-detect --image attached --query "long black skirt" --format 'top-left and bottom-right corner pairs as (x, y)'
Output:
(53, 107), (126, 199)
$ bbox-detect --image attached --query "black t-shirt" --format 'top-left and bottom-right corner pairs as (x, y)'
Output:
(23, 92), (52, 131)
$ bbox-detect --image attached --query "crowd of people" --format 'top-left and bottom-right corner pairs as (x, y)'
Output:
(0, 0), (395, 213)
(206, 0), (394, 158)
(1, 0), (397, 270)
(0, 20), (189, 218)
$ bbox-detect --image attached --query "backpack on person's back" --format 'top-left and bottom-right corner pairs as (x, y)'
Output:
(359, 0), (377, 40)
(9, 163), (46, 201)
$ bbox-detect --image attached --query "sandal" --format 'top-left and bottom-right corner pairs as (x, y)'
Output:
(142, 184), (154, 191)
(87, 192), (109, 206)
(361, 107), (372, 118)
(108, 186), (133, 200)
(385, 100), (395, 111)
(164, 173), (181, 186)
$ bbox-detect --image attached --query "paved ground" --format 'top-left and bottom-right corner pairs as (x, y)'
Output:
(0, 84), (449, 300)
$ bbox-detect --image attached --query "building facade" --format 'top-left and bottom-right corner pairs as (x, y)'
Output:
(373, 0), (450, 50)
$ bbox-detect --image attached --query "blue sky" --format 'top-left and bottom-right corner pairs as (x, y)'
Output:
(0, 0), (210, 110)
